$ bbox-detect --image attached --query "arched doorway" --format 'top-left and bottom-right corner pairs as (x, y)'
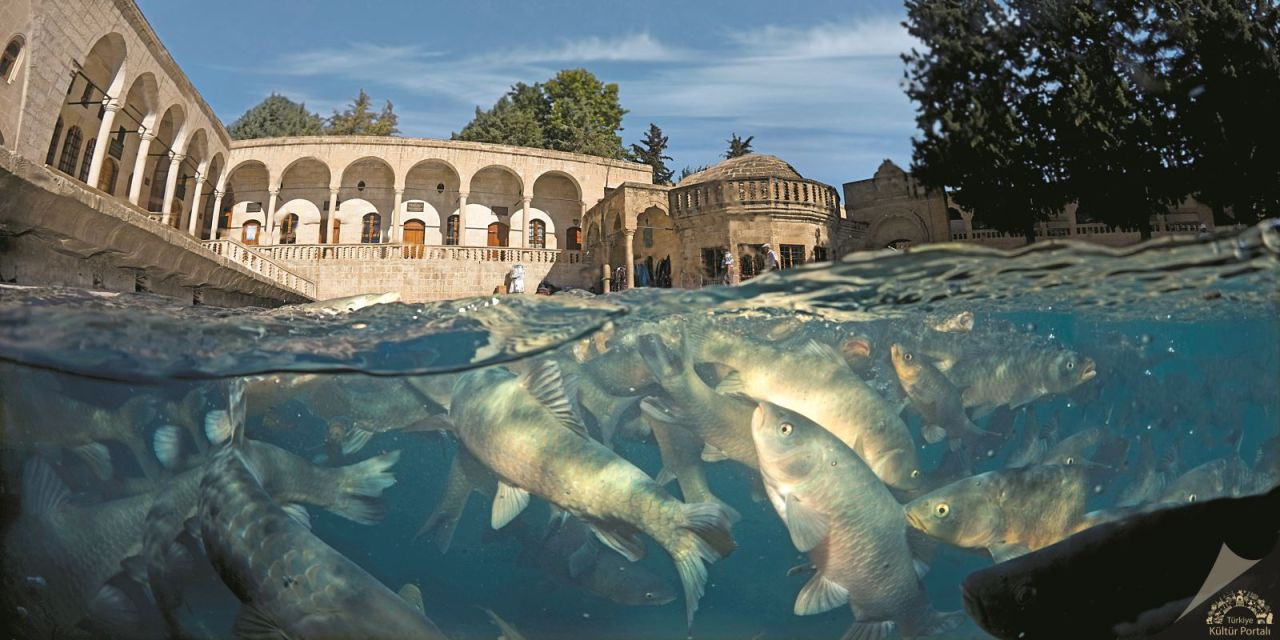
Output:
(528, 219), (546, 248)
(445, 215), (460, 245)
(403, 219), (425, 258)
(361, 213), (382, 244)
(487, 222), (509, 247)
(97, 157), (119, 195)
(566, 226), (582, 250)
(278, 213), (299, 245)
(242, 220), (261, 245)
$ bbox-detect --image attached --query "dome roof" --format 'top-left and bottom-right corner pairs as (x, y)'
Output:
(678, 154), (803, 186)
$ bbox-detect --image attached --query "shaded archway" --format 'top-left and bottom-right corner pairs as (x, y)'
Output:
(119, 72), (159, 205)
(197, 153), (225, 239)
(49, 34), (126, 184)
(279, 157), (330, 243)
(224, 160), (269, 242)
(338, 157), (393, 243)
(467, 165), (522, 246)
(531, 171), (581, 250)
(146, 104), (186, 213)
(634, 206), (675, 287)
(404, 159), (459, 243)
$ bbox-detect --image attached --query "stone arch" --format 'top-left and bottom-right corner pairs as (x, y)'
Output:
(278, 156), (331, 241)
(400, 200), (443, 244)
(532, 171), (581, 250)
(466, 165), (522, 246)
(404, 159), (459, 243)
(145, 104), (186, 212)
(176, 128), (210, 229)
(338, 157), (394, 241)
(275, 199), (322, 244)
(869, 209), (931, 250)
(224, 160), (269, 241)
(196, 152), (225, 239)
(334, 197), (384, 244)
(49, 34), (126, 184)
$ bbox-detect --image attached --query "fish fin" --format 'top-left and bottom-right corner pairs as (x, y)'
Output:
(921, 424), (947, 445)
(119, 555), (149, 592)
(522, 360), (590, 439)
(590, 521), (647, 562)
(73, 442), (113, 480)
(227, 378), (248, 447)
(840, 620), (896, 640)
(636, 333), (681, 380)
(989, 543), (1030, 564)
(714, 370), (746, 396)
(341, 425), (375, 456)
(786, 562), (817, 577)
(894, 397), (911, 416)
(204, 409), (232, 446)
(280, 503), (311, 530)
(1008, 389), (1042, 410)
(801, 339), (844, 365)
(639, 395), (689, 424)
(784, 493), (829, 553)
(153, 425), (184, 471)
(794, 572), (848, 615)
(329, 450), (399, 525)
(491, 481), (531, 529)
(232, 602), (290, 640)
(969, 404), (997, 420)
(913, 558), (930, 579)
(416, 450), (475, 552)
(701, 443), (729, 463)
(22, 457), (69, 518)
(672, 501), (736, 630)
(87, 583), (141, 634)
(655, 467), (677, 486)
(398, 584), (425, 614)
(401, 414), (455, 434)
(568, 542), (600, 579)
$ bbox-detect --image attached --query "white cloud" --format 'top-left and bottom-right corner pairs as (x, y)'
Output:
(727, 15), (917, 60)
(505, 33), (686, 63)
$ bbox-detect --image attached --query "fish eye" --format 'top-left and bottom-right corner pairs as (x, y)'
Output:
(1188, 494), (1197, 503)
(934, 503), (950, 518)
(1066, 361), (1075, 370)
(779, 422), (793, 436)
(1065, 456), (1075, 465)
(904, 352), (914, 361)
(911, 469), (921, 479)
(1014, 584), (1037, 606)
(644, 591), (655, 600)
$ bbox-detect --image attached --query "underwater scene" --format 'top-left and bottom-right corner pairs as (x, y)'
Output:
(0, 222), (1277, 640)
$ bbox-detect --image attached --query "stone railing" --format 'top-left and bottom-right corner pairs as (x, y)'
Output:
(201, 239), (319, 298)
(950, 220), (1236, 243)
(671, 176), (841, 219)
(249, 243), (583, 265)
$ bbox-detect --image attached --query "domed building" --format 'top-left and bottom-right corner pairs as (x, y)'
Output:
(583, 154), (864, 290)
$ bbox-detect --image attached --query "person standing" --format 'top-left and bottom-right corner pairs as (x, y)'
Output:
(506, 264), (526, 294)
(762, 243), (780, 272)
(721, 249), (737, 285)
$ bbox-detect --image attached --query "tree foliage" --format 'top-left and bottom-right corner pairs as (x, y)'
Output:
(678, 165), (709, 183)
(725, 133), (754, 159)
(903, 0), (1280, 239)
(630, 123), (674, 185)
(327, 89), (399, 136)
(455, 69), (628, 159)
(227, 94), (325, 140)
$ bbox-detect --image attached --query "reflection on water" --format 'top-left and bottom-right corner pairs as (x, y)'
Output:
(0, 222), (1277, 639)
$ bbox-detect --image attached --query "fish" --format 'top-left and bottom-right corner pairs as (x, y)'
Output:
(904, 464), (1093, 563)
(890, 343), (992, 445)
(1157, 457), (1254, 505)
(1041, 427), (1102, 467)
(644, 401), (742, 523)
(286, 291), (401, 314)
(559, 357), (642, 448)
(961, 485), (1280, 640)
(268, 375), (448, 455)
(479, 606), (528, 640)
(415, 446), (496, 554)
(947, 349), (1097, 418)
(1005, 407), (1049, 469)
(447, 361), (735, 630)
(683, 320), (924, 492)
(635, 333), (759, 470)
(930, 310), (974, 333)
(750, 401), (961, 638)
(198, 383), (446, 639)
(1115, 436), (1169, 507)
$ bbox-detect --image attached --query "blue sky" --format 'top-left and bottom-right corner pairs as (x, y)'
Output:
(137, 0), (921, 189)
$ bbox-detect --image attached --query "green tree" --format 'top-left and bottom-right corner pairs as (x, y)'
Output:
(226, 94), (324, 140)
(678, 165), (708, 183)
(454, 69), (628, 159)
(725, 133), (754, 159)
(326, 89), (399, 136)
(630, 123), (674, 185)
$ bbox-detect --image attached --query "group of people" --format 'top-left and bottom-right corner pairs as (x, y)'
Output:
(719, 242), (780, 285)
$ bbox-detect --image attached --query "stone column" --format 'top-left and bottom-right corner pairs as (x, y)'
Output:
(160, 153), (186, 224)
(622, 228), (635, 290)
(325, 188), (339, 243)
(456, 192), (468, 244)
(128, 132), (154, 206)
(87, 100), (120, 188)
(264, 188), (280, 245)
(209, 190), (224, 240)
(186, 176), (205, 236)
(390, 188), (404, 243)
(602, 263), (611, 294)
(518, 196), (532, 248)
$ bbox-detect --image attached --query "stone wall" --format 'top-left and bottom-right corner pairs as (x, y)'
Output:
(277, 256), (596, 302)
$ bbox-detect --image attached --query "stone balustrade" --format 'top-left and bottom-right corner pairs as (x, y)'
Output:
(201, 239), (318, 298)
(248, 243), (582, 265)
(950, 222), (1245, 247)
(671, 176), (841, 220)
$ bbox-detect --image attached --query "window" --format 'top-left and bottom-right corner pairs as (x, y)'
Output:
(701, 248), (722, 280)
(779, 244), (805, 269)
(739, 246), (763, 280)
(487, 222), (509, 247)
(361, 213), (381, 243)
(279, 213), (298, 244)
(813, 246), (829, 262)
(79, 82), (94, 107)
(98, 157), (118, 195)
(566, 226), (582, 250)
(109, 126), (125, 159)
(175, 173), (187, 200)
(242, 220), (260, 245)
(57, 126), (82, 175)
(0, 38), (22, 81)
(445, 215), (460, 245)
(357, 180), (366, 192)
(78, 138), (95, 182)
(528, 219), (546, 248)
(436, 183), (445, 194)
(46, 118), (63, 165)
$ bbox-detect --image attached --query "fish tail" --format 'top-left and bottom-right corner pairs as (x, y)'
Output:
(415, 450), (475, 553)
(331, 450), (400, 525)
(897, 608), (966, 638)
(636, 332), (683, 381)
(669, 501), (736, 630)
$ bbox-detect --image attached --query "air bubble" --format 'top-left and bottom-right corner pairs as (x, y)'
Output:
(1143, 369), (1153, 376)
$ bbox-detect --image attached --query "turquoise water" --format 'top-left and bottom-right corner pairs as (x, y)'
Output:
(0, 222), (1277, 639)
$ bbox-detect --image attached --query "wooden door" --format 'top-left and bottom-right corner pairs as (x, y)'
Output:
(332, 219), (341, 244)
(402, 220), (425, 258)
(487, 222), (509, 247)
